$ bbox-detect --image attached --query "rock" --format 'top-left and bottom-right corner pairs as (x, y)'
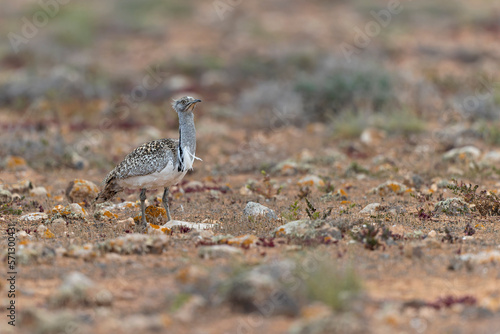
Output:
(0, 189), (12, 204)
(239, 186), (252, 196)
(359, 203), (381, 215)
(273, 220), (342, 242)
(428, 230), (437, 238)
(37, 224), (55, 239)
(51, 271), (112, 307)
(20, 212), (48, 222)
(117, 218), (135, 231)
(162, 220), (215, 232)
(480, 150), (500, 167)
(29, 186), (48, 197)
(459, 250), (500, 264)
(198, 245), (243, 259)
(65, 179), (99, 203)
(225, 261), (300, 316)
(19, 309), (78, 334)
(297, 175), (325, 188)
(360, 127), (386, 146)
(403, 243), (424, 259)
(5, 155), (28, 171)
(434, 197), (469, 215)
(243, 202), (277, 219)
(50, 218), (67, 234)
(9, 180), (33, 193)
(443, 146), (481, 162)
(96, 234), (169, 255)
(226, 234), (259, 248)
(143, 205), (167, 225)
(370, 181), (408, 196)
(67, 203), (86, 217)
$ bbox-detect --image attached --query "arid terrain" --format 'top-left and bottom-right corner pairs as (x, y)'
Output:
(1, 0), (500, 333)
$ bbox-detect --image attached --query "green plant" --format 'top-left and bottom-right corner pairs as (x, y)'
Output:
(350, 224), (386, 250)
(304, 198), (332, 220)
(282, 200), (301, 221)
(448, 180), (500, 216)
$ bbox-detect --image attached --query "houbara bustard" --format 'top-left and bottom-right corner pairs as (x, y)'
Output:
(95, 96), (202, 232)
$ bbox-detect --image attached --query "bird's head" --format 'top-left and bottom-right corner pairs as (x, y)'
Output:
(172, 96), (202, 113)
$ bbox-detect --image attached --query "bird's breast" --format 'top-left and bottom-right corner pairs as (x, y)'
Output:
(117, 161), (187, 190)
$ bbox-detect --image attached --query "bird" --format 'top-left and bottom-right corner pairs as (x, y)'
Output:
(95, 96), (202, 232)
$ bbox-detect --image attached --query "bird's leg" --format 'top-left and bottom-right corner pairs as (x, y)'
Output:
(162, 187), (172, 221)
(139, 188), (147, 232)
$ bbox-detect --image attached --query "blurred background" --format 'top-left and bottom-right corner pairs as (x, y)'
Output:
(0, 0), (499, 173)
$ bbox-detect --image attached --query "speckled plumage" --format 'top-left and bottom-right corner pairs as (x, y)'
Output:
(94, 96), (202, 230)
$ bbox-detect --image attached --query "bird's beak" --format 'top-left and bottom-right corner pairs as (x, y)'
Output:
(188, 99), (202, 111)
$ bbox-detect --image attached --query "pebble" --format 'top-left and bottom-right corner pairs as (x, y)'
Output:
(0, 189), (13, 204)
(5, 155), (28, 171)
(442, 146), (481, 161)
(162, 220), (215, 232)
(51, 271), (112, 307)
(370, 181), (408, 196)
(360, 127), (386, 146)
(29, 186), (48, 198)
(198, 245), (243, 259)
(9, 180), (32, 193)
(243, 202), (277, 219)
(65, 179), (99, 203)
(359, 203), (381, 215)
(20, 212), (48, 222)
(297, 175), (325, 188)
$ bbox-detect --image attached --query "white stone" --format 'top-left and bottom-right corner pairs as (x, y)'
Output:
(29, 186), (48, 197)
(243, 202), (277, 219)
(359, 203), (381, 215)
(198, 245), (243, 259)
(162, 220), (214, 231)
(443, 146), (481, 161)
(20, 212), (48, 222)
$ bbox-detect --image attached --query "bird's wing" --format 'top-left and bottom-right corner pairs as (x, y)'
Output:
(104, 138), (178, 184)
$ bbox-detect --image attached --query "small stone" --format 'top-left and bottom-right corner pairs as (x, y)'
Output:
(443, 146), (481, 161)
(67, 203), (86, 217)
(0, 189), (13, 204)
(360, 127), (386, 146)
(370, 181), (408, 196)
(428, 230), (437, 238)
(65, 179), (99, 203)
(359, 203), (381, 215)
(162, 220), (214, 232)
(239, 186), (252, 196)
(480, 150), (500, 167)
(297, 175), (325, 188)
(20, 212), (48, 222)
(5, 155), (28, 171)
(69, 151), (89, 170)
(51, 271), (94, 306)
(50, 218), (67, 234)
(198, 245), (243, 259)
(117, 218), (135, 231)
(29, 187), (48, 198)
(243, 202), (277, 219)
(10, 180), (33, 193)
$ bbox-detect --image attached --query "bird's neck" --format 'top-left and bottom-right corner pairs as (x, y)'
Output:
(177, 112), (196, 170)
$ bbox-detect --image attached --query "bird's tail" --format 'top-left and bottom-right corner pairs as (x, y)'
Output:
(92, 180), (122, 207)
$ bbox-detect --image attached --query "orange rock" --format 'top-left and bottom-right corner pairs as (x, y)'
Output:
(65, 179), (99, 203)
(6, 156), (27, 171)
